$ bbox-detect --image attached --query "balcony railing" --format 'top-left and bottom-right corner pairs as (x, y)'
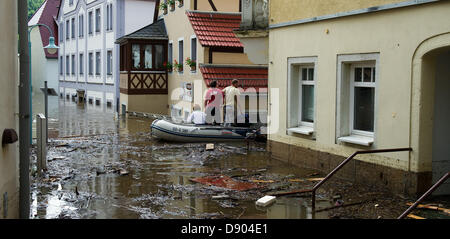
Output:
(120, 71), (168, 95)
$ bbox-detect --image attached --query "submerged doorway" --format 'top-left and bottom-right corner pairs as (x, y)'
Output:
(431, 49), (450, 195)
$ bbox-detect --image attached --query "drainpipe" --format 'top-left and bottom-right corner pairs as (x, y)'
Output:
(18, 0), (31, 219)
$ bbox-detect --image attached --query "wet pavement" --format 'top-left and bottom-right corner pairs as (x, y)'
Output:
(30, 98), (450, 219)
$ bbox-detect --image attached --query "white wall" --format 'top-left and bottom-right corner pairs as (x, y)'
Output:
(124, 0), (155, 35)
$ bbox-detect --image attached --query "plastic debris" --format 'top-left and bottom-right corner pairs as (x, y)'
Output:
(256, 195), (276, 207)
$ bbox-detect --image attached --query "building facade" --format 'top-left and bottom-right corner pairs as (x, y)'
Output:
(268, 0), (450, 196)
(152, 0), (268, 122)
(0, 0), (20, 218)
(28, 0), (61, 96)
(57, 0), (157, 109)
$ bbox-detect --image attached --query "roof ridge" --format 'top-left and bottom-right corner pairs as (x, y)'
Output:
(186, 10), (242, 16)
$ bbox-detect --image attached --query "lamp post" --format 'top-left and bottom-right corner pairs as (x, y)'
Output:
(28, 24), (59, 144)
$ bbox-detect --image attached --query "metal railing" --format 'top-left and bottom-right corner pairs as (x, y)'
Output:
(311, 147), (413, 211)
(398, 172), (450, 219)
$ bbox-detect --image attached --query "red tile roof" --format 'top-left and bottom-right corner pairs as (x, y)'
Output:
(33, 0), (61, 59)
(186, 11), (243, 48)
(200, 64), (268, 92)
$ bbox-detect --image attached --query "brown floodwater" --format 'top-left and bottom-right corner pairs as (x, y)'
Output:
(30, 98), (332, 219)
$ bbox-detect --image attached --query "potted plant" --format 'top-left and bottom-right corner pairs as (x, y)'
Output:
(164, 62), (173, 72)
(185, 57), (196, 72)
(174, 60), (183, 72)
(177, 0), (184, 7)
(168, 0), (175, 11)
(159, 2), (168, 15)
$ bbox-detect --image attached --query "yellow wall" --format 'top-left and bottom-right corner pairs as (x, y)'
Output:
(212, 52), (253, 65)
(121, 93), (169, 115)
(193, 0), (240, 12)
(268, 1), (450, 173)
(270, 0), (410, 25)
(0, 0), (19, 219)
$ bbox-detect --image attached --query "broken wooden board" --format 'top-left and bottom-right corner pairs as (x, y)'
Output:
(406, 202), (450, 215)
(306, 178), (325, 182)
(190, 175), (259, 191)
(288, 179), (305, 182)
(251, 180), (275, 183)
(407, 214), (425, 219)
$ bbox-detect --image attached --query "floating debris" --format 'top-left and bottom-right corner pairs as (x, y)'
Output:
(256, 195), (276, 207)
(190, 175), (259, 191)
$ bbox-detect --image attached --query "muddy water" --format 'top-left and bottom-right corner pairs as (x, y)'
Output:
(31, 99), (331, 219)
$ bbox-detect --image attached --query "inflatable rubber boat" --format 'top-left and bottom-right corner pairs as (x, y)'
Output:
(150, 119), (257, 142)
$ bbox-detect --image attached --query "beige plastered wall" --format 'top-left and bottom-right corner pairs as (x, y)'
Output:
(270, 0), (410, 25)
(268, 1), (450, 173)
(0, 0), (20, 219)
(121, 93), (169, 115)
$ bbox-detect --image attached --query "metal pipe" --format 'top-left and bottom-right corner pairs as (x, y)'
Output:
(44, 81), (48, 143)
(18, 0), (31, 219)
(398, 172), (450, 219)
(311, 148), (412, 211)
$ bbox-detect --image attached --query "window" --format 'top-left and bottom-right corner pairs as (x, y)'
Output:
(60, 56), (63, 75)
(132, 44), (141, 69)
(287, 57), (317, 136)
(144, 45), (152, 69)
(69, 0), (74, 6)
(178, 40), (183, 72)
(190, 37), (197, 71)
(336, 53), (378, 146)
(66, 55), (70, 75)
(59, 22), (64, 43)
(88, 52), (93, 75)
(351, 64), (375, 134)
(95, 51), (101, 75)
(71, 18), (75, 39)
(168, 42), (173, 65)
(79, 15), (84, 38)
(66, 20), (70, 40)
(107, 50), (113, 75)
(129, 43), (166, 70)
(95, 8), (101, 33)
(79, 53), (84, 75)
(155, 45), (164, 69)
(71, 54), (75, 75)
(106, 4), (113, 31)
(88, 11), (93, 35)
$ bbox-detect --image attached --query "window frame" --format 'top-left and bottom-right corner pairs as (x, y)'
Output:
(79, 53), (84, 75)
(66, 20), (70, 40)
(298, 65), (315, 128)
(71, 17), (75, 39)
(190, 35), (197, 73)
(336, 53), (379, 146)
(88, 52), (94, 76)
(286, 56), (318, 136)
(79, 14), (84, 38)
(349, 63), (376, 137)
(71, 54), (76, 75)
(178, 38), (184, 73)
(95, 8), (101, 33)
(95, 51), (101, 76)
(88, 11), (93, 35)
(107, 50), (113, 76)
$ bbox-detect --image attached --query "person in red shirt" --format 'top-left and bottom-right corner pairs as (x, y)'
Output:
(204, 80), (223, 125)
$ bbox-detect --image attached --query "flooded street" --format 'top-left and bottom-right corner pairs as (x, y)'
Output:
(30, 98), (332, 219)
(29, 98), (450, 219)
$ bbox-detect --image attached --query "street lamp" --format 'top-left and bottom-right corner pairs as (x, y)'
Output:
(28, 23), (59, 144)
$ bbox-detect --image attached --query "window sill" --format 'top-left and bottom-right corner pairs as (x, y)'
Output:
(338, 135), (374, 146)
(287, 126), (314, 136)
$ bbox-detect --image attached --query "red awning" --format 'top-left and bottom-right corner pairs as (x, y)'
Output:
(186, 11), (243, 48)
(200, 65), (268, 92)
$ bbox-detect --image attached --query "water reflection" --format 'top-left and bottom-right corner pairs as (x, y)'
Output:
(31, 98), (331, 219)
